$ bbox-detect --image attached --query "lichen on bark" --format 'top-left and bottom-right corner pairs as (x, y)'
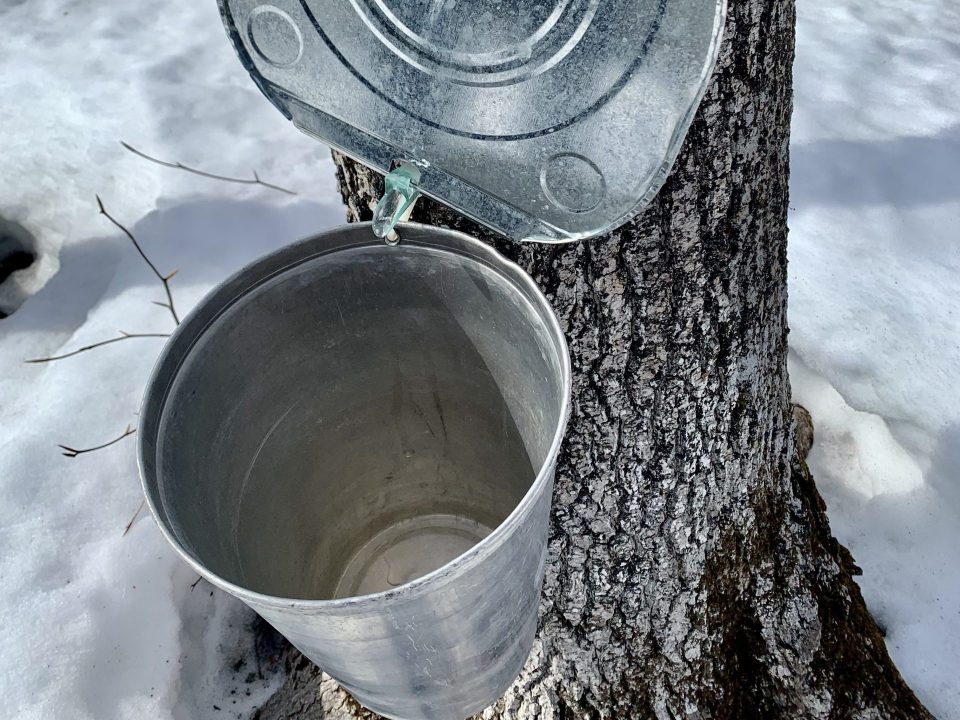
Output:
(255, 0), (931, 716)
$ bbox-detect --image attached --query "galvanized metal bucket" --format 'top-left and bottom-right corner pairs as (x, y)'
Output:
(139, 222), (571, 720)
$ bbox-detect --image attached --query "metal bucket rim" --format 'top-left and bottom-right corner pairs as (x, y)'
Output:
(138, 221), (571, 609)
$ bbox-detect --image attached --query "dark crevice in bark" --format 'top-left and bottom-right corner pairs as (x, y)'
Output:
(727, 603), (783, 719)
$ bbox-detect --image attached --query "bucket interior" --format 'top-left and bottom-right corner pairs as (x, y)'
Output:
(150, 237), (566, 601)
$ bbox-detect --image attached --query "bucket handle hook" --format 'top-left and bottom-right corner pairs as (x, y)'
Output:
(373, 163), (422, 246)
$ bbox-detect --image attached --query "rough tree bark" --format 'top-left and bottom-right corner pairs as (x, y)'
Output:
(255, 0), (931, 717)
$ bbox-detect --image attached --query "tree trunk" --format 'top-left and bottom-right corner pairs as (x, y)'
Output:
(255, 0), (931, 717)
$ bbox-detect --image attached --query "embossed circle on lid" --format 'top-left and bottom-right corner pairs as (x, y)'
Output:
(350, 0), (599, 86)
(308, 0), (662, 137)
(247, 6), (303, 68)
(541, 153), (606, 214)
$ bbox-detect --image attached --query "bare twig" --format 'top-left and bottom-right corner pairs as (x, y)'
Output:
(26, 331), (169, 364)
(121, 141), (297, 197)
(26, 199), (179, 365)
(123, 498), (146, 537)
(97, 195), (180, 326)
(58, 425), (136, 458)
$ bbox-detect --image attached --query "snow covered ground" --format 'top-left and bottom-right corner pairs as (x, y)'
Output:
(0, 0), (956, 717)
(788, 0), (960, 715)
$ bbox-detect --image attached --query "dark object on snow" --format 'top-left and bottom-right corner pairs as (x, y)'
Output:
(0, 218), (36, 318)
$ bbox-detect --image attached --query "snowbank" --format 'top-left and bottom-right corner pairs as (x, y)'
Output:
(788, 0), (960, 715)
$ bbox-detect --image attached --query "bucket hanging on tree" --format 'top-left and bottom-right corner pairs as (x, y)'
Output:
(139, 0), (725, 718)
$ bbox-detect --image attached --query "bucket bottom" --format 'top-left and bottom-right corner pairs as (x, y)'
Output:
(334, 513), (492, 598)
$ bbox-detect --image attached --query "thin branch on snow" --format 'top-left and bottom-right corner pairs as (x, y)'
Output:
(25, 331), (170, 363)
(26, 198), (179, 364)
(96, 195), (181, 326)
(121, 141), (297, 197)
(123, 498), (146, 537)
(58, 425), (136, 458)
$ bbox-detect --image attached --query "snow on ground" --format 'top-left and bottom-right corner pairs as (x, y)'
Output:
(0, 2), (344, 717)
(0, 0), (956, 717)
(788, 0), (960, 716)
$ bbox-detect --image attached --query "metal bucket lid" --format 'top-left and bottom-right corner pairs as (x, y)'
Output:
(218, 0), (725, 242)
